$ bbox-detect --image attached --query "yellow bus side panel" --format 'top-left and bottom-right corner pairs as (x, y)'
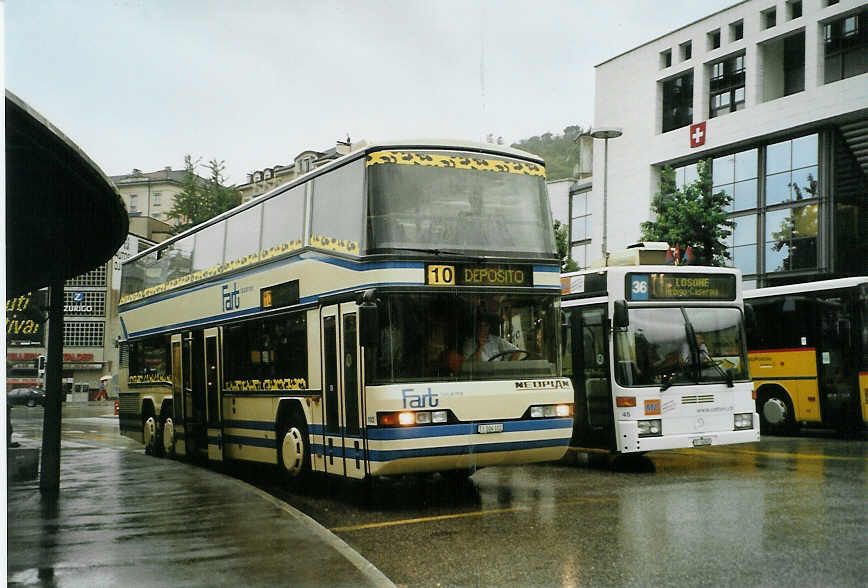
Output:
(861, 372), (868, 424)
(750, 349), (820, 424)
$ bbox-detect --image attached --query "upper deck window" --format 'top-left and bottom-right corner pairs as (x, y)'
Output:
(310, 159), (364, 256)
(366, 150), (554, 257)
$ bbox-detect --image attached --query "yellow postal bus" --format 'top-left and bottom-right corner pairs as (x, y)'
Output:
(744, 277), (868, 435)
(118, 140), (574, 479)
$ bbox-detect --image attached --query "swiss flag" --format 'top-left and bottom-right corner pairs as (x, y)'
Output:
(690, 121), (706, 148)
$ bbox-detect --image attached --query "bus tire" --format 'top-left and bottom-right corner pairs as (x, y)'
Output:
(162, 417), (177, 458)
(758, 387), (795, 435)
(142, 406), (158, 456)
(278, 417), (310, 479)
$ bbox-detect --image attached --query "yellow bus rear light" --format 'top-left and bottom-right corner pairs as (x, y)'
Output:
(616, 396), (637, 408)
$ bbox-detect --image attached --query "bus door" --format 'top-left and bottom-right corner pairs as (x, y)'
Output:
(169, 334), (185, 456)
(204, 327), (224, 461)
(184, 330), (208, 458)
(568, 304), (614, 450)
(321, 304), (366, 478)
(816, 293), (859, 430)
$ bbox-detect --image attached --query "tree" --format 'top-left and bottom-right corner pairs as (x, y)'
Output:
(512, 125), (587, 180)
(166, 155), (242, 234)
(640, 160), (732, 266)
(554, 220), (579, 271)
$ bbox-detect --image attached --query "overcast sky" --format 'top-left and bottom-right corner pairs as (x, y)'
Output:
(6, 0), (736, 185)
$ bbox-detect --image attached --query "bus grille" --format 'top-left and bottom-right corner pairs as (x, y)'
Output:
(681, 395), (714, 404)
(118, 394), (139, 414)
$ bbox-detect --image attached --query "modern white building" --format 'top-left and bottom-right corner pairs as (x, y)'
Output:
(592, 0), (867, 287)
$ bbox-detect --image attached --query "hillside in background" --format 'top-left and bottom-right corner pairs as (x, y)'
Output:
(512, 125), (585, 180)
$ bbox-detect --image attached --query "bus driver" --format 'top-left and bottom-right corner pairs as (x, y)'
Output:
(463, 315), (520, 361)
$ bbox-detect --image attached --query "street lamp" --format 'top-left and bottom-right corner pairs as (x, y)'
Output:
(590, 126), (622, 264)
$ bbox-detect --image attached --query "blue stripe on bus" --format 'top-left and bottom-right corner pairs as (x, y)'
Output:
(365, 418), (573, 440)
(364, 438), (570, 462)
(223, 419), (276, 431)
(119, 254), (425, 311)
(224, 434), (276, 448)
(533, 265), (560, 273)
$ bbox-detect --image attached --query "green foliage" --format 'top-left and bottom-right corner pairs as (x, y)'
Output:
(640, 160), (733, 266)
(554, 220), (579, 272)
(512, 125), (586, 180)
(166, 155), (242, 234)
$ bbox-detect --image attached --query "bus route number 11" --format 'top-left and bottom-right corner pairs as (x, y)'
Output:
(427, 265), (456, 286)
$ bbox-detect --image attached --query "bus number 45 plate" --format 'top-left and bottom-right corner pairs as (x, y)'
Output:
(478, 423), (504, 434)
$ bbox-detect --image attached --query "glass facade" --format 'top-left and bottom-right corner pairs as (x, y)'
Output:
(676, 131), (863, 285)
(661, 71), (693, 133)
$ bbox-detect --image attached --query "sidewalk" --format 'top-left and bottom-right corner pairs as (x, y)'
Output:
(7, 439), (393, 587)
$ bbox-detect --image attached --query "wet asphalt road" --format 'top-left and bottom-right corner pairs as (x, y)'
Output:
(10, 403), (868, 587)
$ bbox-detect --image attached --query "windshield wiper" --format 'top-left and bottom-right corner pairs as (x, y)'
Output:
(375, 247), (470, 257)
(698, 346), (734, 388)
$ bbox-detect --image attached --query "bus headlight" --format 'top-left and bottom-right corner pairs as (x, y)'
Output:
(377, 409), (453, 427)
(638, 419), (662, 437)
(398, 412), (415, 426)
(530, 404), (573, 418)
(734, 413), (753, 430)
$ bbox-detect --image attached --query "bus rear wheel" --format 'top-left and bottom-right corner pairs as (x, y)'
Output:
(143, 414), (158, 455)
(162, 417), (177, 458)
(278, 419), (310, 479)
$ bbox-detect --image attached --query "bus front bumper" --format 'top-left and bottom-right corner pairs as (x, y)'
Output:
(615, 415), (760, 453)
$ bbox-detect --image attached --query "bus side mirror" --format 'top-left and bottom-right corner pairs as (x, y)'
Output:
(359, 301), (379, 348)
(613, 300), (629, 329)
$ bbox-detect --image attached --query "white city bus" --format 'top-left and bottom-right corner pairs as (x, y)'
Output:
(561, 253), (759, 454)
(118, 140), (574, 479)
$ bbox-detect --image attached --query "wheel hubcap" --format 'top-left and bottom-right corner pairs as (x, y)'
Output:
(281, 428), (304, 474)
(763, 397), (788, 425)
(144, 416), (156, 449)
(163, 418), (175, 455)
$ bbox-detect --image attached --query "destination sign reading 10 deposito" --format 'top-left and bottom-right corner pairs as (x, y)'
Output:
(627, 273), (736, 301)
(426, 264), (533, 287)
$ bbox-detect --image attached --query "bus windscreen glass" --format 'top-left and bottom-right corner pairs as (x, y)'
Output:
(366, 151), (554, 256)
(614, 307), (748, 387)
(367, 292), (559, 383)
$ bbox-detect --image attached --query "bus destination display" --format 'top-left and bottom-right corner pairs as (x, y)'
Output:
(261, 280), (300, 309)
(627, 273), (736, 301)
(426, 264), (533, 287)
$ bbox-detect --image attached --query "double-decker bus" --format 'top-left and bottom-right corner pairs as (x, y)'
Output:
(561, 250), (759, 454)
(117, 140), (574, 480)
(744, 277), (868, 435)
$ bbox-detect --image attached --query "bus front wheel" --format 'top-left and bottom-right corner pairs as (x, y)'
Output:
(758, 390), (795, 435)
(278, 419), (310, 479)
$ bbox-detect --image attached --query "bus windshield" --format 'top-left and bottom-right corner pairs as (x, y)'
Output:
(366, 151), (555, 256)
(367, 292), (560, 384)
(614, 307), (749, 388)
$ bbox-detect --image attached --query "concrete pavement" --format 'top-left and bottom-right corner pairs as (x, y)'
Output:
(7, 438), (393, 587)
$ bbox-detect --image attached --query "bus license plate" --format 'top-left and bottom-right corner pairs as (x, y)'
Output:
(692, 437), (712, 447)
(477, 423), (504, 434)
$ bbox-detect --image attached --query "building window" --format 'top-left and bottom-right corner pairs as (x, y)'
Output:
(63, 321), (105, 347)
(153, 192), (161, 207)
(63, 291), (106, 317)
(761, 31), (805, 102)
(709, 53), (745, 118)
(569, 190), (592, 270)
(680, 40), (692, 61)
(66, 265), (107, 288)
(787, 1), (802, 20)
(765, 134), (819, 206)
(660, 49), (672, 69)
(708, 29), (721, 50)
(729, 214), (758, 275)
(129, 194), (138, 212)
(730, 20), (744, 41)
(824, 10), (868, 83)
(661, 71), (693, 133)
(713, 148), (758, 212)
(763, 7), (777, 29)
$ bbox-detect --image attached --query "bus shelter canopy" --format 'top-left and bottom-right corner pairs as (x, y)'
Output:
(5, 91), (128, 298)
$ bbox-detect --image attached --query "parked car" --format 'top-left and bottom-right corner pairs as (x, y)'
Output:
(7, 387), (46, 407)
